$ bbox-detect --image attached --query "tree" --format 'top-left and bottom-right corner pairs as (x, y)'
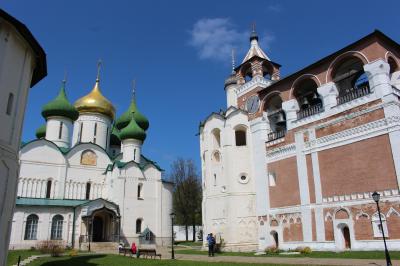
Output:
(170, 158), (202, 241)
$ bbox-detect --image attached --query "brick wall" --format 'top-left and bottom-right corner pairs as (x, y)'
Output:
(268, 157), (301, 208)
(318, 134), (397, 198)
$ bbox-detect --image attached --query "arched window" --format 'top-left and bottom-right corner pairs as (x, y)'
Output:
(212, 151), (221, 163)
(240, 62), (252, 82)
(293, 79), (323, 119)
(136, 219), (142, 233)
(235, 127), (247, 146)
(372, 213), (389, 237)
(6, 93), (14, 115)
(24, 214), (39, 240)
(51, 215), (63, 240)
(137, 183), (143, 199)
(211, 129), (221, 148)
(46, 180), (52, 199)
(332, 57), (370, 104)
(264, 94), (286, 141)
(262, 61), (274, 80)
(85, 182), (91, 200)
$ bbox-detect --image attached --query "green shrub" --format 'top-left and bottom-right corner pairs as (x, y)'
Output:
(295, 246), (312, 254)
(36, 240), (65, 257)
(265, 245), (281, 254)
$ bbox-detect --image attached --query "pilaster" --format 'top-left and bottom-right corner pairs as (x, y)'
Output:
(294, 131), (312, 242)
(317, 82), (339, 111)
(282, 99), (299, 130)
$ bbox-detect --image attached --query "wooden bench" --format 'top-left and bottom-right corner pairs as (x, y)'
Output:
(137, 248), (161, 259)
(118, 247), (132, 256)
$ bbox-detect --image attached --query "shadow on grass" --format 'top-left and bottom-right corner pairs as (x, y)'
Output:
(39, 254), (107, 266)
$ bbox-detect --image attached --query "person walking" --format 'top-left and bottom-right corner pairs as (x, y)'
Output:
(207, 233), (215, 257)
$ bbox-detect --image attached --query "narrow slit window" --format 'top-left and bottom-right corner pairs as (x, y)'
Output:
(134, 149), (136, 161)
(94, 123), (97, 136)
(6, 93), (14, 115)
(85, 182), (91, 200)
(46, 180), (52, 199)
(214, 174), (217, 186)
(106, 127), (109, 148)
(58, 122), (63, 139)
(79, 123), (83, 142)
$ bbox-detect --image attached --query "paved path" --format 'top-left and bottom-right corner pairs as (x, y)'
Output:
(174, 253), (400, 266)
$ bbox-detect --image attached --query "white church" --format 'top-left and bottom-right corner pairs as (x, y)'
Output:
(8, 70), (173, 250)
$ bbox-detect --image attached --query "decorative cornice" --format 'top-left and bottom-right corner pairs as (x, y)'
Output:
(236, 76), (271, 97)
(266, 143), (296, 162)
(322, 189), (399, 204)
(305, 116), (400, 151)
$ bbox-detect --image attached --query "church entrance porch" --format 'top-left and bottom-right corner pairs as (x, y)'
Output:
(79, 199), (121, 245)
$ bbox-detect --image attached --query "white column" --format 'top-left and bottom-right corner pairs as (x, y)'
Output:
(364, 59), (392, 98)
(317, 82), (339, 111)
(32, 180), (37, 198)
(308, 128), (325, 241)
(294, 131), (312, 242)
(282, 99), (299, 130)
(250, 117), (270, 250)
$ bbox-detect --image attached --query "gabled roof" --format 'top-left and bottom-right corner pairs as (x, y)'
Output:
(0, 9), (47, 87)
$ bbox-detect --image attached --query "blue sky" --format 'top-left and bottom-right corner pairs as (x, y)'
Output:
(3, 0), (400, 174)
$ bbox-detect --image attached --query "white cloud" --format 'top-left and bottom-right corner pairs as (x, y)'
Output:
(188, 18), (275, 64)
(267, 3), (282, 13)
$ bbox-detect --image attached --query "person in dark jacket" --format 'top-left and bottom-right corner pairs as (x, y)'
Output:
(207, 233), (215, 256)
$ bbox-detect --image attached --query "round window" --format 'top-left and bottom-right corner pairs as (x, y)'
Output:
(238, 174), (249, 184)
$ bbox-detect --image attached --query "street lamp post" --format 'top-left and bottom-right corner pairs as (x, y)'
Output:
(170, 212), (176, 260)
(372, 191), (392, 266)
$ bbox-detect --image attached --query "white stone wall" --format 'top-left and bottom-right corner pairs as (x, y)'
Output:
(71, 113), (112, 150)
(201, 108), (257, 251)
(45, 116), (73, 148)
(9, 207), (74, 250)
(0, 17), (38, 266)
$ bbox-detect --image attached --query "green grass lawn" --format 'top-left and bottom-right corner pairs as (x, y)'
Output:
(176, 241), (203, 247)
(28, 254), (301, 266)
(175, 249), (400, 260)
(7, 250), (41, 266)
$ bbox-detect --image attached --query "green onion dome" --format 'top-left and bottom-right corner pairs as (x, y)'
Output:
(42, 81), (79, 121)
(119, 112), (146, 141)
(35, 124), (46, 139)
(110, 125), (121, 146)
(115, 98), (149, 131)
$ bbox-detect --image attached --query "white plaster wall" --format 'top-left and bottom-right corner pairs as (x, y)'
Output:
(0, 17), (38, 266)
(121, 139), (142, 163)
(72, 114), (111, 150)
(201, 110), (257, 250)
(45, 116), (73, 148)
(9, 206), (74, 250)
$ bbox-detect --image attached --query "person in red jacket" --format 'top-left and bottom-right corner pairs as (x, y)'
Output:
(131, 242), (137, 256)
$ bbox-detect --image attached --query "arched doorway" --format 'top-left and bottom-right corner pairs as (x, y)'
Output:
(271, 231), (279, 248)
(92, 216), (104, 242)
(342, 226), (351, 249)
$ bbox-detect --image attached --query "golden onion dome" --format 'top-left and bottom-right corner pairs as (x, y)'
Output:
(74, 79), (115, 119)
